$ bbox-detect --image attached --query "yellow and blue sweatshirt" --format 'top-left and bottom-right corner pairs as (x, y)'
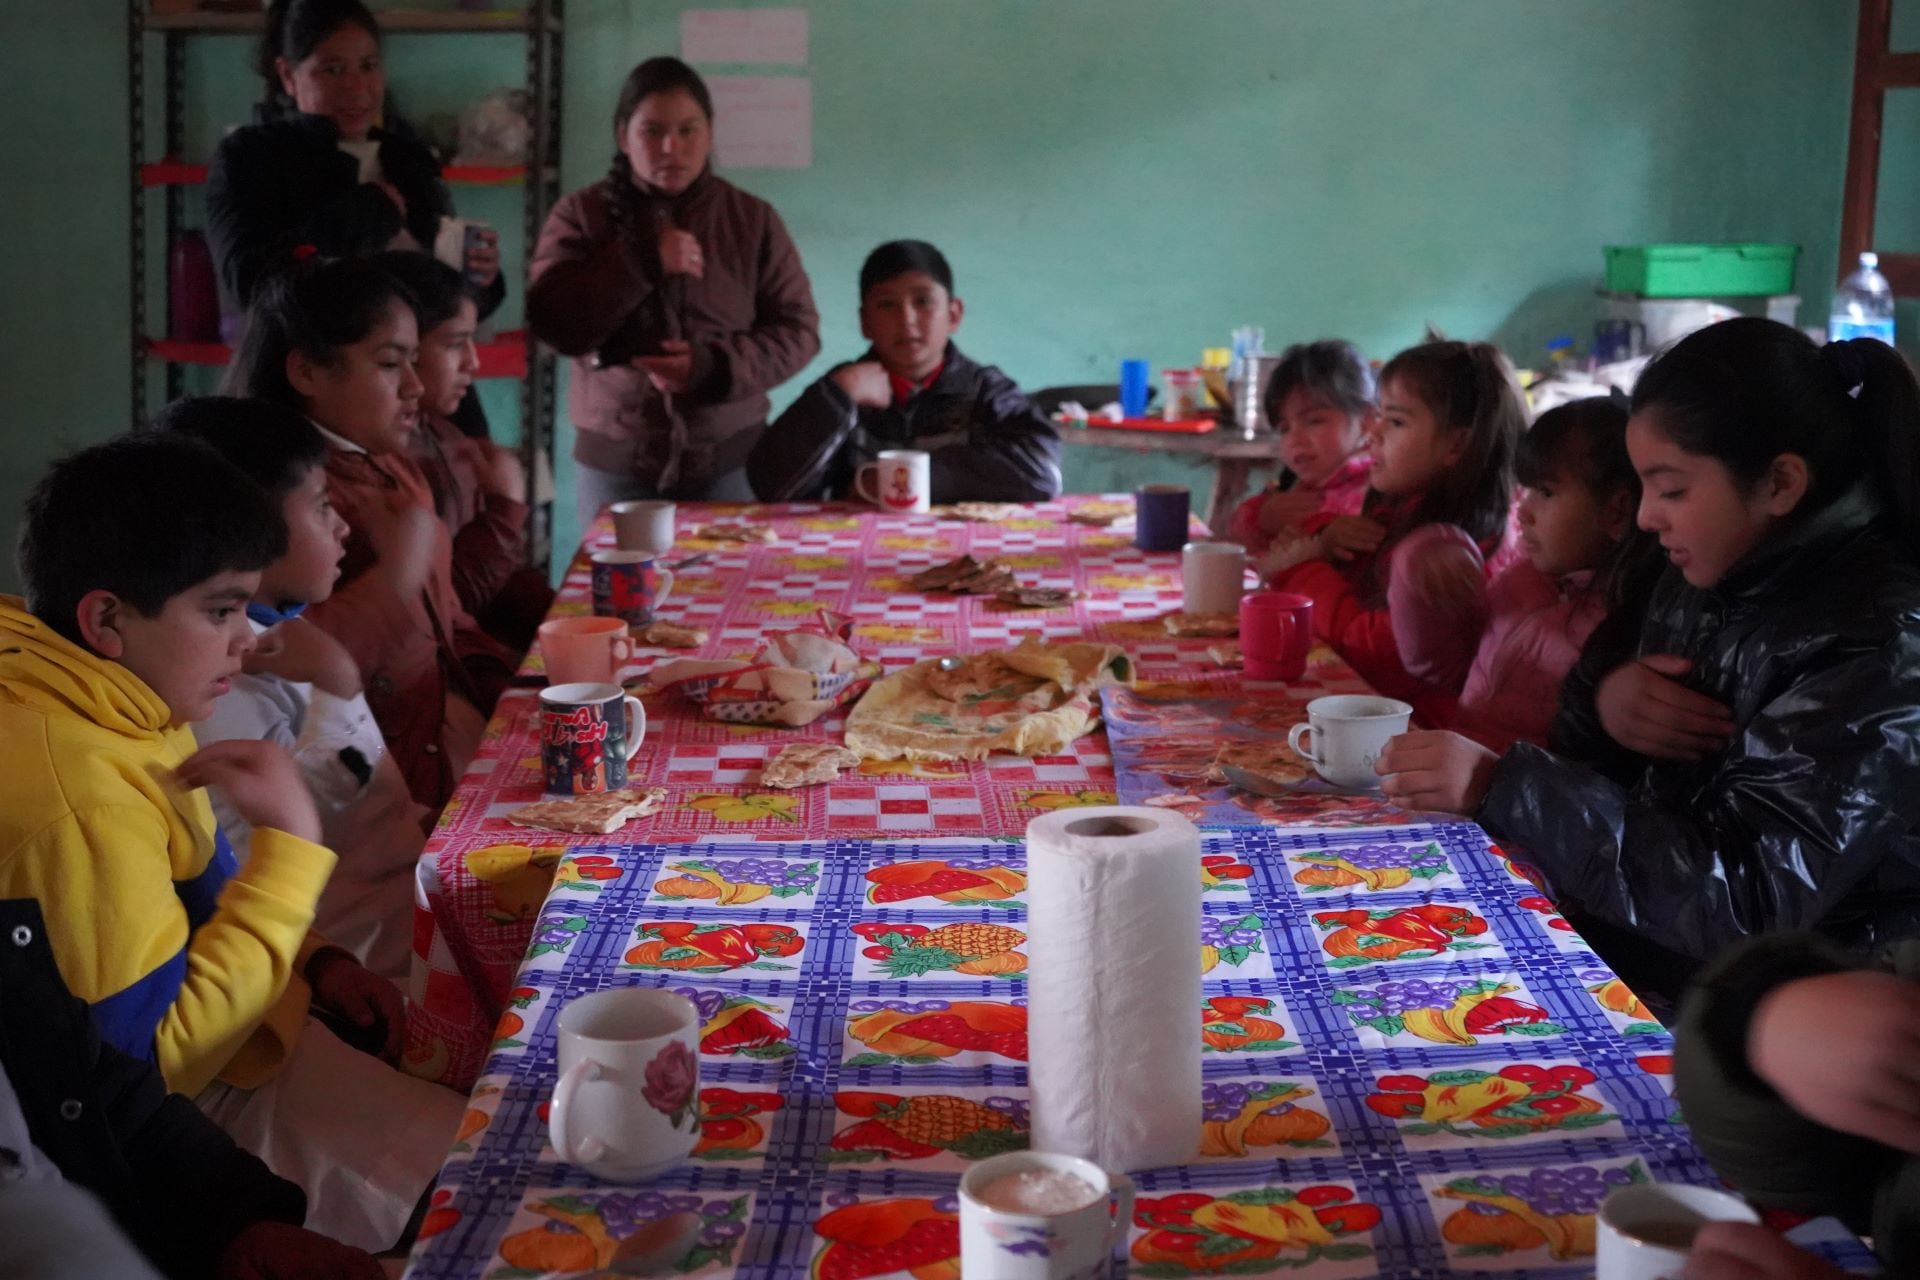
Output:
(0, 598), (337, 1096)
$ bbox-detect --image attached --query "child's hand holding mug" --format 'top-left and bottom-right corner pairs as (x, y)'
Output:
(1374, 729), (1499, 814)
(1683, 1221), (1848, 1280)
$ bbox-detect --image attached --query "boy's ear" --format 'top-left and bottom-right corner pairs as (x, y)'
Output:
(856, 301), (876, 344)
(947, 296), (965, 332)
(1760, 453), (1811, 516)
(75, 590), (127, 659)
(1602, 488), (1635, 542)
(274, 55), (297, 99)
(285, 349), (325, 400)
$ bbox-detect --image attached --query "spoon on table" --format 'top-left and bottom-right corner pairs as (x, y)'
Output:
(608, 1211), (704, 1276)
(1220, 763), (1301, 797)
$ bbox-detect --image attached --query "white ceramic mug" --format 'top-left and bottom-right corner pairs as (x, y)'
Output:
(1181, 540), (1248, 615)
(853, 449), (932, 514)
(1597, 1183), (1759, 1280)
(960, 1151), (1134, 1280)
(549, 988), (701, 1181)
(610, 499), (676, 555)
(1287, 694), (1413, 790)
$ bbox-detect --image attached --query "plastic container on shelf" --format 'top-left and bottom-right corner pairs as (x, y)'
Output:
(1603, 243), (1800, 298)
(1829, 252), (1896, 345)
(1162, 368), (1204, 420)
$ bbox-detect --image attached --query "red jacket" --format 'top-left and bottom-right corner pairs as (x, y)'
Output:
(1226, 454), (1372, 555)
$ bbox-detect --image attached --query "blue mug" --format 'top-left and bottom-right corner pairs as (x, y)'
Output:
(1134, 484), (1191, 552)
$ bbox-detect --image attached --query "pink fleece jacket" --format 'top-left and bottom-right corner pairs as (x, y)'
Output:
(1226, 454), (1372, 554)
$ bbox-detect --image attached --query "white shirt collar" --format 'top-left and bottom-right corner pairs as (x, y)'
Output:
(309, 418), (367, 455)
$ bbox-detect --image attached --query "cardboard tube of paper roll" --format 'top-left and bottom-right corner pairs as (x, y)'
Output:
(1025, 805), (1202, 1171)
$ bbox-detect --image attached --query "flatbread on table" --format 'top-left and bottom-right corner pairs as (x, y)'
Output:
(930, 502), (1026, 523)
(996, 585), (1077, 609)
(1209, 740), (1311, 788)
(1063, 500), (1131, 526)
(911, 555), (988, 591)
(1207, 640), (1243, 668)
(689, 522), (777, 545)
(506, 787), (669, 834)
(1163, 611), (1239, 638)
(947, 561), (1017, 595)
(640, 619), (708, 648)
(760, 742), (861, 790)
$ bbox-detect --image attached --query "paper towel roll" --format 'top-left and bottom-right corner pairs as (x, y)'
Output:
(1026, 804), (1201, 1171)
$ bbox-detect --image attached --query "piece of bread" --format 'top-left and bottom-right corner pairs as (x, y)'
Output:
(760, 742), (860, 789)
(641, 619), (708, 648)
(1163, 611), (1239, 638)
(506, 787), (669, 834)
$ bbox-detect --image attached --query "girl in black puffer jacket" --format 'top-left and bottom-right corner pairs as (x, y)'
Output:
(1380, 319), (1920, 1001)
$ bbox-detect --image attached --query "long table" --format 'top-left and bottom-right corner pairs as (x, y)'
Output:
(399, 500), (1859, 1279)
(405, 499), (1381, 1092)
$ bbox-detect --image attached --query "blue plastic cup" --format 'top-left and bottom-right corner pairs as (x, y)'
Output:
(1119, 359), (1151, 418)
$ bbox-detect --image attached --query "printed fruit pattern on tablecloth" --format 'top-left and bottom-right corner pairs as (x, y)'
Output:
(1314, 904), (1492, 967)
(829, 1091), (1029, 1163)
(812, 1195), (960, 1280)
(684, 792), (800, 824)
(1518, 895), (1575, 932)
(651, 857), (821, 905)
(846, 998), (1027, 1065)
(1435, 1161), (1650, 1261)
(1131, 1186), (1381, 1275)
(1201, 914), (1267, 975)
(1582, 967), (1664, 1034)
(1292, 842), (1451, 892)
(450, 1081), (504, 1152)
(1200, 854), (1255, 894)
(852, 922), (1026, 978)
(1332, 977), (1565, 1046)
(553, 853), (622, 894)
(1495, 843), (1549, 892)
(1019, 787), (1118, 812)
(1202, 996), (1296, 1053)
(1199, 1079), (1333, 1157)
(676, 988), (793, 1059)
(463, 843), (565, 924)
(528, 912), (588, 960)
(491, 986), (540, 1050)
(1366, 1065), (1614, 1140)
(495, 1190), (750, 1276)
(624, 922), (804, 972)
(694, 1087), (782, 1160)
(863, 859), (1025, 908)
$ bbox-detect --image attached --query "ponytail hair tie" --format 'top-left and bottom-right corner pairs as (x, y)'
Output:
(1824, 338), (1868, 400)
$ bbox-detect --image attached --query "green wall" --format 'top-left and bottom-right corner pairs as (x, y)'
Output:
(0, 1), (1857, 590)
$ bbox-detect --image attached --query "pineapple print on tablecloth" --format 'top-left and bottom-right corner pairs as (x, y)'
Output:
(850, 921), (1027, 982)
(829, 1089), (1030, 1169)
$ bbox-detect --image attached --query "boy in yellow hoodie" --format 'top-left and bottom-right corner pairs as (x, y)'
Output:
(0, 433), (459, 1253)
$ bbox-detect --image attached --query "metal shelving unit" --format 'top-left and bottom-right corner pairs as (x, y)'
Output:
(127, 1), (564, 567)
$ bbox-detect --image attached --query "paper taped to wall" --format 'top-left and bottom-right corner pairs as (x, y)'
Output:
(681, 8), (809, 65)
(707, 75), (812, 169)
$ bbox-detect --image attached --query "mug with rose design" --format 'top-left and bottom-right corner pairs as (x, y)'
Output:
(549, 988), (702, 1181)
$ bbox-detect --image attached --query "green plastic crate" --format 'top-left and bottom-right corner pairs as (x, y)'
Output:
(1603, 242), (1800, 298)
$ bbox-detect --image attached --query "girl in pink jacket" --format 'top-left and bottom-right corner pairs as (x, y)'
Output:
(1393, 395), (1657, 751)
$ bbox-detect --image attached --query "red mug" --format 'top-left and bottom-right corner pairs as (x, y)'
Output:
(1240, 591), (1313, 681)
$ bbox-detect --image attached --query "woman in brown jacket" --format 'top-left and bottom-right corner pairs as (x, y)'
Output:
(528, 57), (821, 525)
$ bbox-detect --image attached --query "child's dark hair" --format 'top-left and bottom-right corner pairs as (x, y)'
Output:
(153, 396), (329, 500)
(17, 435), (286, 647)
(257, 0), (380, 98)
(1377, 339), (1527, 547)
(1632, 317), (1920, 547)
(1519, 395), (1661, 609)
(374, 250), (475, 333)
(1263, 339), (1375, 425)
(859, 241), (953, 299)
(223, 256), (415, 408)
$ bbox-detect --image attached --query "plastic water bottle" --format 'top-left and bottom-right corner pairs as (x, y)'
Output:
(1829, 251), (1896, 345)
